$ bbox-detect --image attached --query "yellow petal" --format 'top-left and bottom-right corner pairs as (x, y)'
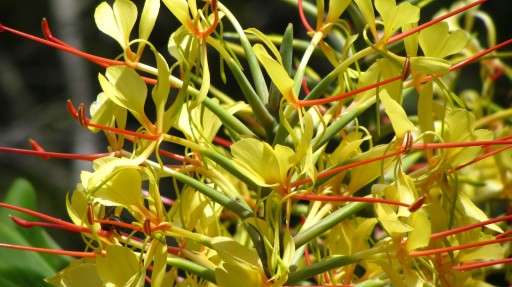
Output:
(96, 245), (143, 287)
(406, 210), (431, 252)
(379, 89), (415, 139)
(254, 44), (298, 105)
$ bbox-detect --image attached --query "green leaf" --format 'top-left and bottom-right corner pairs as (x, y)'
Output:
(0, 179), (69, 286)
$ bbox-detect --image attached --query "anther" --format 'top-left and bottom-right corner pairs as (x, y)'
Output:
(401, 131), (413, 154)
(87, 203), (94, 226)
(78, 104), (88, 128)
(67, 100), (78, 119)
(401, 57), (411, 81)
(143, 218), (152, 236)
(41, 18), (53, 40)
(408, 196), (426, 212)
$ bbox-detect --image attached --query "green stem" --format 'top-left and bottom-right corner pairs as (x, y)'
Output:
(313, 96), (376, 151)
(167, 256), (217, 284)
(293, 202), (368, 248)
(217, 2), (269, 103)
(286, 248), (382, 285)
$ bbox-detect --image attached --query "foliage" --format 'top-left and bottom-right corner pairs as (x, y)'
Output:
(1, 0), (512, 286)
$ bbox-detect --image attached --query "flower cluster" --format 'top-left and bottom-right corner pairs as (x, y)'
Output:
(1, 0), (512, 286)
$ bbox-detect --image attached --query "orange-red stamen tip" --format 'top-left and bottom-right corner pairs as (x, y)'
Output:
(408, 196), (426, 212)
(0, 23), (5, 32)
(67, 100), (78, 118)
(29, 139), (50, 160)
(144, 218), (152, 235)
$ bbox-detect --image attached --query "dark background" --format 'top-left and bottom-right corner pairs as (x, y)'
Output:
(0, 0), (510, 252)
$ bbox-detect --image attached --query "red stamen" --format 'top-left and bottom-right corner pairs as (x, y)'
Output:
(292, 194), (410, 208)
(95, 219), (143, 233)
(42, 18), (72, 48)
(429, 214), (512, 241)
(409, 236), (512, 257)
(0, 22), (122, 67)
(11, 215), (78, 230)
(489, 66), (505, 81)
(212, 136), (233, 148)
(4, 206), (113, 238)
(0, 243), (98, 258)
(412, 139), (512, 150)
(453, 143), (512, 172)
(67, 100), (161, 141)
(198, 0), (219, 38)
(291, 149), (404, 188)
(454, 258), (512, 271)
(67, 99), (78, 118)
(0, 146), (113, 161)
(299, 28), (511, 109)
(301, 75), (311, 95)
(298, 0), (314, 33)
(387, 0), (487, 44)
(29, 139), (50, 160)
(298, 75), (400, 107)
